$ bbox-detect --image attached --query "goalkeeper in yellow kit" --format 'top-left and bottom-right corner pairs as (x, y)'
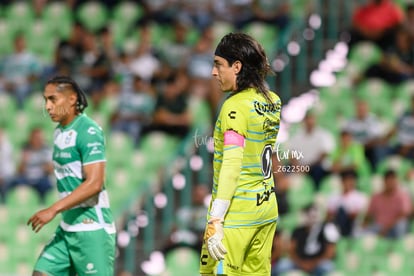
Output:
(200, 33), (282, 275)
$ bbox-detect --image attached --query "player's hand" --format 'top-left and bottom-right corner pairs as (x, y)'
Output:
(27, 207), (57, 233)
(204, 218), (227, 260)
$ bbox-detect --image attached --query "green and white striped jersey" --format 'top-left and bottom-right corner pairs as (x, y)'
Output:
(53, 113), (115, 234)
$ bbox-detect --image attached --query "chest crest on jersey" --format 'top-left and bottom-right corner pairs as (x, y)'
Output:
(55, 130), (78, 149)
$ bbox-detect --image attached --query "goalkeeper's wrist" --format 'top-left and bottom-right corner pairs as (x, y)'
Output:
(209, 199), (230, 220)
(208, 218), (223, 224)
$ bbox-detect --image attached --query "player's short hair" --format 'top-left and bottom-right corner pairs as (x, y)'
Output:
(214, 32), (273, 102)
(47, 75), (88, 113)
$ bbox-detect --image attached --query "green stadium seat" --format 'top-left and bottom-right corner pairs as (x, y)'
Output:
(0, 206), (13, 241)
(349, 235), (393, 273)
(355, 78), (394, 121)
(112, 1), (143, 31)
(375, 251), (410, 275)
(5, 1), (34, 34)
(163, 247), (199, 275)
(396, 80), (414, 102)
(108, 19), (129, 49)
(211, 21), (234, 46)
(76, 1), (108, 32)
(0, 19), (15, 55)
(327, 271), (346, 276)
(106, 131), (134, 167)
(6, 111), (32, 148)
(42, 1), (73, 39)
(242, 22), (278, 57)
(9, 223), (37, 265)
(286, 174), (315, 212)
(281, 270), (307, 276)
(0, 93), (18, 128)
(392, 233), (414, 255)
(25, 19), (57, 64)
(319, 175), (341, 196)
(278, 211), (300, 233)
(0, 241), (14, 275)
(346, 42), (382, 77)
(335, 249), (371, 274)
(139, 132), (180, 168)
(5, 185), (41, 224)
(375, 155), (412, 179)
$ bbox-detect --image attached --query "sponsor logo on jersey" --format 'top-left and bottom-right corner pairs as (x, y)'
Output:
(87, 127), (97, 135)
(85, 262), (98, 274)
(65, 131), (73, 144)
(263, 118), (279, 139)
(228, 111), (236, 119)
(227, 263), (240, 271)
(82, 218), (95, 224)
(253, 100), (280, 116)
(256, 184), (274, 206)
(87, 142), (102, 148)
(55, 130), (77, 149)
(200, 254), (208, 265)
(56, 152), (72, 158)
(89, 146), (102, 155)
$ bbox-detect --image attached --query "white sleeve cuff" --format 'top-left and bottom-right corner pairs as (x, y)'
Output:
(209, 199), (230, 220)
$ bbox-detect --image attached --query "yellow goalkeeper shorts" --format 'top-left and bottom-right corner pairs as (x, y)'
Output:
(200, 221), (277, 276)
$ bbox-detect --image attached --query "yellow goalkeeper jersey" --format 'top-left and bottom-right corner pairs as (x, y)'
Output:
(211, 88), (281, 228)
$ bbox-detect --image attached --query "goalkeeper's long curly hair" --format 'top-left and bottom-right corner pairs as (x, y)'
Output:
(214, 32), (274, 103)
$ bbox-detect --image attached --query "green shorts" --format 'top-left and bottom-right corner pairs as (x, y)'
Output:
(34, 226), (116, 276)
(200, 222), (277, 276)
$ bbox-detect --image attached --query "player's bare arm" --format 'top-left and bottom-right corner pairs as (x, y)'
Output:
(27, 162), (105, 232)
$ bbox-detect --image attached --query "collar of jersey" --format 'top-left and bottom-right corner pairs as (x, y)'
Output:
(58, 113), (85, 130)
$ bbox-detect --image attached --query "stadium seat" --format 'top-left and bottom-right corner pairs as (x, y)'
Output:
(6, 111), (32, 148)
(318, 174), (342, 196)
(162, 247), (199, 275)
(335, 250), (371, 274)
(346, 42), (382, 78)
(396, 80), (414, 102)
(242, 22), (278, 57)
(5, 185), (41, 224)
(112, 1), (143, 31)
(0, 242), (13, 274)
(279, 211), (301, 233)
(211, 21), (234, 46)
(0, 19), (15, 55)
(0, 206), (12, 241)
(281, 270), (307, 276)
(375, 155), (412, 179)
(24, 19), (57, 64)
(4, 1), (34, 34)
(42, 1), (73, 39)
(376, 251), (410, 275)
(8, 223), (38, 268)
(286, 174), (315, 212)
(392, 233), (414, 255)
(0, 93), (18, 127)
(106, 131), (135, 167)
(349, 234), (393, 273)
(76, 1), (108, 32)
(355, 78), (394, 121)
(139, 132), (180, 168)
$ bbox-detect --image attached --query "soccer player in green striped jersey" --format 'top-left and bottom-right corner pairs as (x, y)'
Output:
(27, 76), (116, 276)
(200, 33), (282, 275)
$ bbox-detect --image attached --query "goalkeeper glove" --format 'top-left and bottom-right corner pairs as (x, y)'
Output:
(205, 218), (227, 260)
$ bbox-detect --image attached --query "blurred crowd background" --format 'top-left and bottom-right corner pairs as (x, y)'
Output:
(0, 0), (413, 275)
